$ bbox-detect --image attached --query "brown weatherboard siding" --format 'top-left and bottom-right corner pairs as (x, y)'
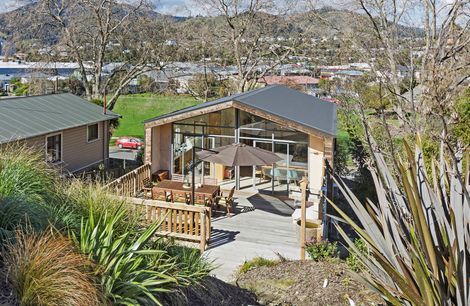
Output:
(1, 121), (109, 173)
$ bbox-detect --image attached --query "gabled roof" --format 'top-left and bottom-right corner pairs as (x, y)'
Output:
(0, 93), (120, 144)
(144, 85), (337, 136)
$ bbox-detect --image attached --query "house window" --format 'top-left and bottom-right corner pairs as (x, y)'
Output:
(87, 124), (99, 142)
(46, 133), (62, 163)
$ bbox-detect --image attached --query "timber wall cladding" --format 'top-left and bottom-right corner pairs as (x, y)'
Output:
(149, 124), (172, 174)
(2, 122), (107, 172)
(59, 123), (106, 171)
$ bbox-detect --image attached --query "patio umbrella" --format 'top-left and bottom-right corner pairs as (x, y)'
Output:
(196, 143), (282, 166)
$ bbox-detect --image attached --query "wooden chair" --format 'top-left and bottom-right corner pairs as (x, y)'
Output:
(172, 191), (186, 203)
(165, 190), (173, 202)
(185, 193), (191, 205)
(142, 177), (153, 199)
(153, 189), (166, 201)
(215, 186), (235, 216)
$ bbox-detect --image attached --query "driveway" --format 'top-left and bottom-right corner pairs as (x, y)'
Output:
(109, 147), (139, 161)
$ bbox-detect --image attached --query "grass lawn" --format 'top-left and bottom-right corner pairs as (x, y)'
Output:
(112, 93), (200, 139)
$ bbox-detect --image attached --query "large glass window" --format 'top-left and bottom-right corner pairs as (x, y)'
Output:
(171, 108), (309, 193)
(239, 112), (304, 141)
(46, 133), (62, 163)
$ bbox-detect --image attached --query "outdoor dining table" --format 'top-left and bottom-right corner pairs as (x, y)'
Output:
(152, 180), (220, 205)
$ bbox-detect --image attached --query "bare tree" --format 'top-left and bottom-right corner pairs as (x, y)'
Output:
(194, 0), (297, 93)
(42, 0), (170, 109)
(307, 0), (469, 179)
(419, 0), (470, 171)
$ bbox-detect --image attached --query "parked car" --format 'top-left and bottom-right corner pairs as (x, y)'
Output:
(116, 137), (144, 150)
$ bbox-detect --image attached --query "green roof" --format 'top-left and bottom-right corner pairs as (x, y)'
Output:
(0, 93), (120, 144)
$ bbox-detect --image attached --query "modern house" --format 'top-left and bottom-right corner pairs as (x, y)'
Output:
(0, 93), (120, 173)
(143, 85), (337, 196)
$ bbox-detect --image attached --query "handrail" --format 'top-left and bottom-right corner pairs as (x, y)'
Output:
(105, 163), (151, 197)
(127, 197), (211, 252)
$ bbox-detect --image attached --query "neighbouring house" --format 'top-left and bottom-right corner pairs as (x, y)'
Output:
(258, 76), (320, 95)
(0, 93), (120, 173)
(0, 74), (14, 92)
(143, 85), (337, 198)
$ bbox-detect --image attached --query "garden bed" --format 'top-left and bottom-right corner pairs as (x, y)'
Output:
(160, 276), (259, 306)
(236, 260), (383, 305)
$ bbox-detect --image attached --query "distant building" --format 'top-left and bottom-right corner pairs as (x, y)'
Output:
(258, 75), (320, 95)
(0, 74), (14, 92)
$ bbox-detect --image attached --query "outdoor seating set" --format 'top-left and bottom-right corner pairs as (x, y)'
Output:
(143, 177), (235, 216)
(141, 143), (283, 217)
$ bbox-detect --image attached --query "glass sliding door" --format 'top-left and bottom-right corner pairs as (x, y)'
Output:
(251, 140), (306, 195)
(252, 141), (291, 194)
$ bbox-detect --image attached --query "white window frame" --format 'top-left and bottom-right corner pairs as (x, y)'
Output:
(45, 132), (63, 164)
(87, 123), (100, 143)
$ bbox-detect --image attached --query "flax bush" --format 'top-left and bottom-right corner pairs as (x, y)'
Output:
(73, 204), (177, 305)
(329, 138), (470, 305)
(157, 242), (214, 286)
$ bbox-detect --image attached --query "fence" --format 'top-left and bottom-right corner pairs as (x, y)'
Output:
(105, 163), (151, 197)
(127, 197), (211, 252)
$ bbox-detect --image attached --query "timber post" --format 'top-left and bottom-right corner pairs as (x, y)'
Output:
(200, 212), (207, 252)
(300, 177), (308, 260)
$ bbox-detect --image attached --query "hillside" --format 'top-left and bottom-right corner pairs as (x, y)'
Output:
(0, 2), (421, 49)
(0, 1), (163, 45)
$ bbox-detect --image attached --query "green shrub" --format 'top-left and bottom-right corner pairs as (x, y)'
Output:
(73, 204), (177, 305)
(5, 229), (103, 306)
(306, 240), (339, 261)
(0, 197), (50, 243)
(238, 257), (278, 274)
(0, 145), (212, 304)
(0, 144), (56, 203)
(346, 238), (368, 272)
(58, 180), (138, 234)
(0, 145), (59, 242)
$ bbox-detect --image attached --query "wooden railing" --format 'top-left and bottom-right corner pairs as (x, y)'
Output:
(127, 198), (211, 252)
(105, 163), (151, 197)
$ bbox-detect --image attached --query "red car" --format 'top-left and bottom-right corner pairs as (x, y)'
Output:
(116, 137), (144, 150)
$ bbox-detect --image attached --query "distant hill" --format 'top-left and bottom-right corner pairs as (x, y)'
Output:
(0, 1), (164, 45)
(0, 2), (422, 54)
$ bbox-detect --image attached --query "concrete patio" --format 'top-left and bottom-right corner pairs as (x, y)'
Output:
(204, 189), (300, 281)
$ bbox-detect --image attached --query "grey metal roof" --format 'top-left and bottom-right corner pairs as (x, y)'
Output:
(144, 85), (337, 136)
(0, 93), (120, 144)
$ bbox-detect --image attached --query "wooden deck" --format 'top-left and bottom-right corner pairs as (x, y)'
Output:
(205, 189), (300, 281)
